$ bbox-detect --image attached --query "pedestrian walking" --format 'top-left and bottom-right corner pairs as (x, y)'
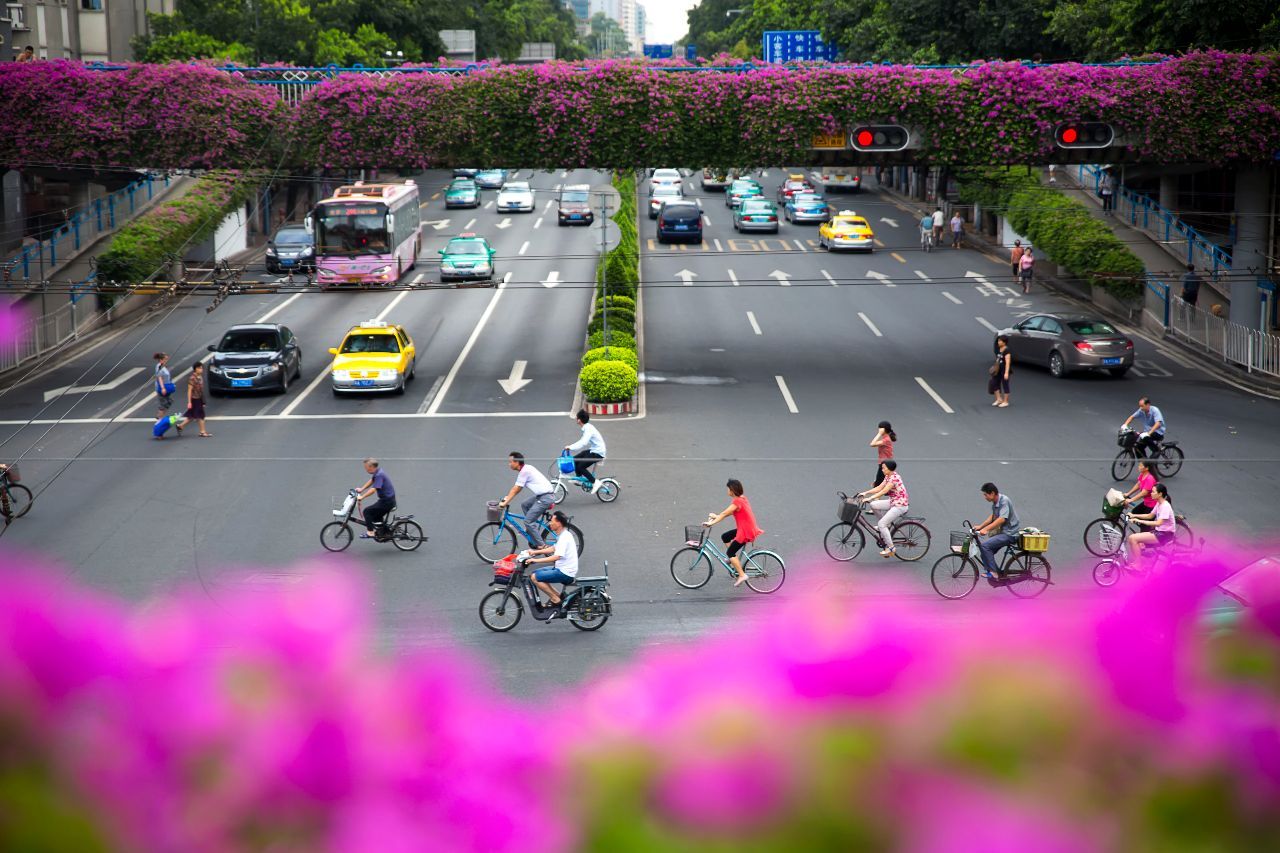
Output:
(869, 421), (896, 487)
(989, 335), (1012, 408)
(1009, 240), (1025, 284)
(949, 212), (964, 248)
(153, 352), (178, 424)
(1018, 247), (1036, 294)
(931, 206), (945, 246)
(1100, 170), (1117, 214)
(184, 361), (212, 437)
(1180, 263), (1201, 315)
(1048, 164), (1057, 185)
(15, 46), (35, 63)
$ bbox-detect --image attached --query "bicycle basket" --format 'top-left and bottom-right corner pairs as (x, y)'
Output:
(1102, 502), (1124, 520)
(1117, 429), (1137, 449)
(1020, 532), (1051, 553)
(1098, 525), (1122, 554)
(950, 530), (971, 556)
(684, 525), (707, 547)
(486, 500), (503, 522)
(2, 464), (18, 484)
(837, 496), (859, 524)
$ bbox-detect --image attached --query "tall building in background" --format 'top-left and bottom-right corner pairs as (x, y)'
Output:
(5, 0), (174, 63)
(634, 3), (646, 52)
(563, 0), (590, 22)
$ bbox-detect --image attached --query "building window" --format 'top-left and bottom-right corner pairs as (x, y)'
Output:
(81, 0), (103, 10)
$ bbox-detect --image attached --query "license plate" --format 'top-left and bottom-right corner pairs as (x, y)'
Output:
(570, 214), (581, 219)
(231, 378), (253, 387)
(1102, 357), (1122, 366)
(354, 379), (375, 387)
(280, 259), (295, 266)
(675, 225), (688, 230)
(345, 275), (362, 282)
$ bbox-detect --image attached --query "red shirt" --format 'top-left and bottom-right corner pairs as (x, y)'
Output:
(877, 436), (894, 461)
(731, 495), (763, 543)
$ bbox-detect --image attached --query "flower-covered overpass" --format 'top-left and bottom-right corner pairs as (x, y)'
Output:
(2, 52), (1278, 171)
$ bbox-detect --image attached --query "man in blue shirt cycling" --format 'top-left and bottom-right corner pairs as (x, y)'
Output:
(919, 213), (934, 249)
(1121, 397), (1166, 458)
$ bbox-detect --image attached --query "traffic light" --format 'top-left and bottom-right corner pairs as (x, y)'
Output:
(1055, 122), (1114, 149)
(849, 125), (911, 152)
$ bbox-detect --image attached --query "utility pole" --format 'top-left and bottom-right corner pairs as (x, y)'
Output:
(599, 188), (613, 356)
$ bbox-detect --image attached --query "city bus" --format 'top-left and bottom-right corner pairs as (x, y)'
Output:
(307, 180), (421, 285)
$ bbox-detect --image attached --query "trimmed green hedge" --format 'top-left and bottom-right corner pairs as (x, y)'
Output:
(96, 171), (258, 284)
(588, 310), (635, 336)
(579, 359), (638, 403)
(595, 295), (636, 313)
(582, 346), (639, 373)
(957, 168), (1145, 299)
(587, 329), (636, 351)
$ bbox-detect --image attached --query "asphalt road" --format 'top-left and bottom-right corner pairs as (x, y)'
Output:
(2, 168), (1277, 700)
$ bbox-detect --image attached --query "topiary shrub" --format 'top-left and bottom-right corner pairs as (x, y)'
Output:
(587, 329), (636, 351)
(591, 306), (635, 328)
(579, 360), (638, 403)
(582, 346), (638, 373)
(588, 311), (635, 336)
(595, 295), (636, 313)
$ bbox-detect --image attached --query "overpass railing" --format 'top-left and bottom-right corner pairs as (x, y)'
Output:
(1078, 164), (1231, 276)
(1145, 272), (1280, 379)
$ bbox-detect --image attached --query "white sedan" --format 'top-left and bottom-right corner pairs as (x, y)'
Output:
(648, 168), (682, 196)
(496, 182), (535, 213)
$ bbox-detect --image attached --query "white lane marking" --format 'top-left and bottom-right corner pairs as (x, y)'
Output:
(866, 270), (894, 287)
(44, 367), (145, 402)
(427, 273), (511, 415)
(256, 291), (304, 324)
(942, 291), (963, 305)
(464, 218), (476, 230)
(374, 289), (411, 322)
(914, 270), (931, 281)
(416, 375), (445, 413)
(793, 239), (808, 252)
(975, 317), (1000, 334)
(560, 171), (568, 179)
(714, 238), (723, 252)
(747, 311), (762, 335)
(775, 375), (799, 414)
(541, 271), (561, 288)
(1129, 366), (1147, 378)
(554, 183), (562, 192)
(485, 200), (493, 209)
(702, 214), (711, 226)
(534, 217), (543, 229)
(728, 269), (740, 286)
(915, 377), (954, 414)
(821, 269), (837, 286)
(858, 312), (883, 337)
(519, 241), (530, 255)
(544, 199), (554, 212)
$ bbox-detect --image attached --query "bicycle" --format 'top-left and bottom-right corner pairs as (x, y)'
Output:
(550, 457), (620, 504)
(1091, 531), (1201, 587)
(670, 525), (786, 594)
(320, 489), (426, 552)
(472, 501), (585, 564)
(1111, 426), (1183, 481)
(823, 492), (931, 562)
(479, 555), (612, 632)
(929, 522), (1053, 600)
(920, 228), (933, 253)
(1082, 507), (1194, 557)
(0, 464), (33, 520)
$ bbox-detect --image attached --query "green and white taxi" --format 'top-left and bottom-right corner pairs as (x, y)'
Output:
(438, 233), (496, 283)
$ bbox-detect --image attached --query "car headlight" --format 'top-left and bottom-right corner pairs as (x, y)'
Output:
(301, 246), (314, 256)
(377, 369), (398, 380)
(371, 266), (392, 276)
(474, 262), (491, 271)
(332, 370), (351, 381)
(208, 365), (223, 375)
(264, 363), (281, 372)
(265, 247), (277, 256)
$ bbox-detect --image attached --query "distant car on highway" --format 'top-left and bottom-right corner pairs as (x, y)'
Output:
(656, 201), (703, 244)
(445, 178), (480, 209)
(784, 192), (830, 223)
(474, 169), (508, 190)
(265, 223), (315, 275)
(453, 168), (480, 178)
(776, 175), (813, 204)
(818, 210), (875, 251)
(438, 233), (496, 283)
(816, 168), (862, 193)
(725, 178), (764, 209)
(557, 185), (594, 226)
(496, 181), (534, 213)
(995, 313), (1135, 378)
(207, 324), (302, 395)
(648, 183), (685, 219)
(328, 320), (416, 396)
(732, 198), (780, 233)
(648, 168), (682, 195)
(701, 168), (732, 191)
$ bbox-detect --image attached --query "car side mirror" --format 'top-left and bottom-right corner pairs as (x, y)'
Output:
(328, 347), (338, 356)
(437, 249), (445, 256)
(207, 344), (217, 352)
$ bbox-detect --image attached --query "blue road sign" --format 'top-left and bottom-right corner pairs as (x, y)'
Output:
(762, 30), (839, 63)
(686, 44), (697, 62)
(643, 44), (674, 59)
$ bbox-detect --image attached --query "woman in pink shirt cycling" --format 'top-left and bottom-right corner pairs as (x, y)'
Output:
(705, 478), (764, 587)
(1126, 483), (1177, 564)
(1123, 459), (1158, 514)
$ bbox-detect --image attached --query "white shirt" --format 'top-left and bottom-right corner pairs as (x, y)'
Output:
(551, 530), (579, 577)
(567, 423), (606, 456)
(514, 463), (553, 496)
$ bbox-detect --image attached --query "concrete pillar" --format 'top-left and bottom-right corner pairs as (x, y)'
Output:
(1158, 173), (1178, 213)
(1230, 167), (1269, 329)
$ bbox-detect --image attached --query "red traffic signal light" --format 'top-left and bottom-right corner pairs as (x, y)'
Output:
(849, 125), (911, 152)
(1055, 122), (1114, 149)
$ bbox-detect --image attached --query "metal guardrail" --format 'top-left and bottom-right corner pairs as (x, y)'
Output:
(1146, 273), (1280, 379)
(0, 300), (107, 375)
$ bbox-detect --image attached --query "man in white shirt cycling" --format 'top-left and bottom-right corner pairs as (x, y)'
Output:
(564, 408), (607, 494)
(498, 451), (556, 548)
(522, 511), (578, 613)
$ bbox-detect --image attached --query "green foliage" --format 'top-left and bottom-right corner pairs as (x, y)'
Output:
(586, 11), (630, 59)
(578, 359), (638, 403)
(132, 23), (252, 64)
(582, 346), (638, 373)
(588, 311), (635, 337)
(314, 24), (397, 67)
(594, 295), (636, 313)
(587, 329), (636, 351)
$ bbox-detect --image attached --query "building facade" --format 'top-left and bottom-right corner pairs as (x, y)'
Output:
(5, 0), (174, 63)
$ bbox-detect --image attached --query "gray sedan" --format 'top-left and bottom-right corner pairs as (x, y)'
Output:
(996, 313), (1135, 378)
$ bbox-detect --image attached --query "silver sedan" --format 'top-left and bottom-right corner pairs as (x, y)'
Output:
(496, 182), (534, 213)
(996, 313), (1135, 378)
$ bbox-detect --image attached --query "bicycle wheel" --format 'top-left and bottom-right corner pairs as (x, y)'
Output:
(1175, 517), (1194, 549)
(1157, 445), (1184, 478)
(390, 519), (424, 552)
(4, 484), (33, 519)
(670, 546), (713, 589)
(891, 520), (931, 562)
(1005, 553), (1052, 599)
(551, 480), (568, 505)
(1111, 451), (1135, 481)
(743, 550), (786, 594)
(595, 479), (620, 503)
(1092, 559), (1121, 588)
(320, 522), (353, 553)
(472, 522), (517, 564)
(568, 589), (609, 631)
(1082, 518), (1124, 557)
(823, 522), (865, 562)
(930, 554), (978, 600)
(479, 590), (523, 632)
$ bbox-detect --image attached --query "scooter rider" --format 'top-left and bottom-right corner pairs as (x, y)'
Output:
(564, 408), (607, 493)
(521, 510), (578, 612)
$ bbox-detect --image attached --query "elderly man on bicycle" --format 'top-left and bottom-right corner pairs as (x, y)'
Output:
(974, 482), (1021, 579)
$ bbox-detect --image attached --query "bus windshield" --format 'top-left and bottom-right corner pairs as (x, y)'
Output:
(315, 203), (390, 257)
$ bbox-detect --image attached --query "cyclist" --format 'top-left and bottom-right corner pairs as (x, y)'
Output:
(1121, 397), (1166, 458)
(704, 478), (763, 587)
(564, 409), (606, 494)
(1126, 483), (1176, 564)
(1123, 458), (1159, 514)
(919, 212), (934, 250)
(857, 460), (910, 558)
(521, 510), (578, 613)
(0, 463), (11, 522)
(974, 482), (1021, 579)
(355, 457), (395, 540)
(498, 451), (555, 548)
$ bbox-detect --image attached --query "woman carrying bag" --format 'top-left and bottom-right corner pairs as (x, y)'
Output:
(989, 336), (1012, 408)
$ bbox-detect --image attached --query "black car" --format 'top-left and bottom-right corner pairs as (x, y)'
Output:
(206, 324), (302, 395)
(265, 224), (315, 275)
(656, 202), (703, 244)
(453, 168), (480, 178)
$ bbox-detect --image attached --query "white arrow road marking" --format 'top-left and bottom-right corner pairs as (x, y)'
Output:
(422, 219), (452, 231)
(747, 311), (762, 335)
(858, 312), (883, 337)
(498, 360), (533, 395)
(914, 377), (954, 414)
(494, 217), (512, 230)
(519, 241), (529, 255)
(866, 270), (895, 287)
(879, 217), (899, 228)
(427, 273), (511, 415)
(541, 271), (561, 288)
(821, 269), (838, 286)
(728, 269), (739, 286)
(975, 317), (1000, 334)
(768, 270), (792, 286)
(942, 291), (963, 304)
(914, 270), (931, 281)
(775, 375), (799, 413)
(45, 367), (144, 402)
(675, 269), (697, 286)
(1004, 298), (1032, 308)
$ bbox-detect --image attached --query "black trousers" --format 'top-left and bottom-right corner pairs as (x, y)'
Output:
(574, 450), (602, 483)
(363, 497), (395, 532)
(1135, 434), (1163, 458)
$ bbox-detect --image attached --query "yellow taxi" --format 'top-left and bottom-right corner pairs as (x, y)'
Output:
(818, 210), (876, 252)
(328, 320), (417, 395)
